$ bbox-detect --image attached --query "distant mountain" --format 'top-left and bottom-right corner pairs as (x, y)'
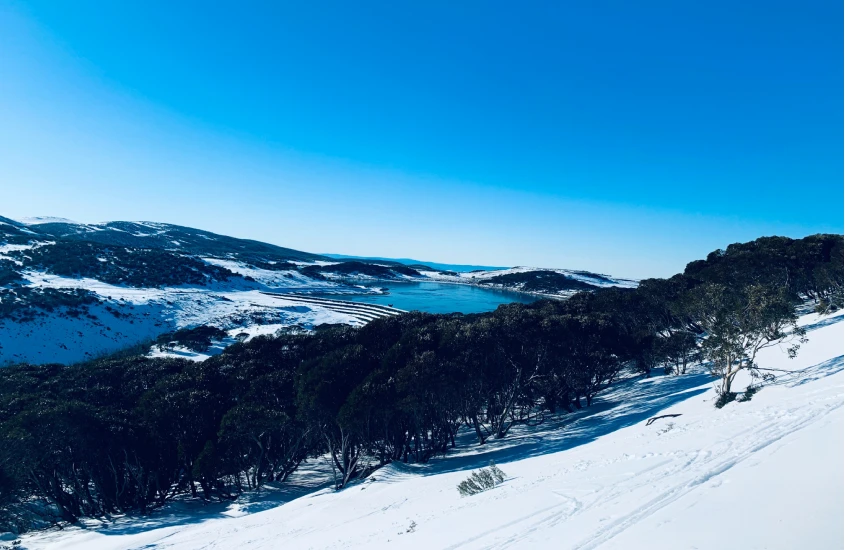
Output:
(323, 253), (507, 273)
(0, 215), (39, 237)
(5, 218), (327, 263)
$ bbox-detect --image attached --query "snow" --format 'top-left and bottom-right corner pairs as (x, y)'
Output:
(132, 221), (168, 229)
(0, 244), (35, 254)
(201, 257), (352, 291)
(15, 216), (81, 225)
(601, 411), (842, 550)
(0, 243), (35, 264)
(0, 300), (167, 366)
(0, 242), (54, 264)
(1, 273), (363, 365)
(289, 260), (339, 267)
(147, 324), (305, 361)
(18, 311), (844, 550)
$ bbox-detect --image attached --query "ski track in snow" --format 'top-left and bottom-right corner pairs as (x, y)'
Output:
(440, 386), (841, 550)
(567, 397), (841, 550)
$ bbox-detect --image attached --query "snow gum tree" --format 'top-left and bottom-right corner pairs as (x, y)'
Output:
(297, 342), (370, 489)
(687, 283), (806, 405)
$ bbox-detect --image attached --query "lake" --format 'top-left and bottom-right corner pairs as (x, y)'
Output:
(320, 281), (537, 314)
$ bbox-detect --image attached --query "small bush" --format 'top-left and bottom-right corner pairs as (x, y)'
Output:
(714, 391), (737, 409)
(457, 461), (506, 497)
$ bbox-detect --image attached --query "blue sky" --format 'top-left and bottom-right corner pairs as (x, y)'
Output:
(0, 1), (841, 278)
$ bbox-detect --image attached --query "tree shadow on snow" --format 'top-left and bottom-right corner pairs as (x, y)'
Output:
(80, 371), (712, 539)
(768, 355), (844, 388)
(382, 370), (712, 481)
(802, 314), (843, 333)
(88, 461), (336, 537)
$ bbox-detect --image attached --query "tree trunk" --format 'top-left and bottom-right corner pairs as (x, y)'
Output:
(471, 415), (487, 445)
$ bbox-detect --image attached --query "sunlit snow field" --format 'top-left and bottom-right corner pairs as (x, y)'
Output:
(19, 311), (844, 550)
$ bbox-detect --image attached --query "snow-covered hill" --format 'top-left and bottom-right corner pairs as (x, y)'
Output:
(1, 216), (632, 365)
(2, 217), (328, 263)
(0, 217), (429, 364)
(425, 266), (637, 294)
(17, 310), (843, 550)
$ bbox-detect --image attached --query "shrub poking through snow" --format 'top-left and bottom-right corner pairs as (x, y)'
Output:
(457, 461), (506, 496)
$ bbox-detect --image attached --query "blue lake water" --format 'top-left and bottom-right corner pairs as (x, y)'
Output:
(320, 281), (537, 314)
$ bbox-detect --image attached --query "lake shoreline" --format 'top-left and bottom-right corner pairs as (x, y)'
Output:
(323, 275), (572, 302)
(309, 279), (539, 314)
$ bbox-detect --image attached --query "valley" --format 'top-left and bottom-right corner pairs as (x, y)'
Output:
(0, 215), (631, 365)
(2, 6), (839, 548)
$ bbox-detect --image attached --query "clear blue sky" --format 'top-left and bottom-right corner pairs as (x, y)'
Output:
(0, 1), (841, 278)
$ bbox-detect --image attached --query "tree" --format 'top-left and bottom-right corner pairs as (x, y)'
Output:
(217, 405), (306, 491)
(136, 362), (229, 499)
(659, 331), (699, 375)
(687, 283), (805, 405)
(813, 238), (844, 314)
(297, 342), (372, 489)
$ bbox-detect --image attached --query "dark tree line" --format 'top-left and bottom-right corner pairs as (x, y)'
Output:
(0, 233), (840, 532)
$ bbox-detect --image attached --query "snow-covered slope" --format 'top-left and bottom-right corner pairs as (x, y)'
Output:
(19, 311), (843, 550)
(0, 218), (405, 365)
(1, 215), (634, 365)
(0, 273), (381, 365)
